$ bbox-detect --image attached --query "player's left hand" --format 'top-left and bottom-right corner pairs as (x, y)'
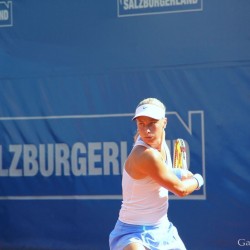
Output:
(181, 169), (193, 180)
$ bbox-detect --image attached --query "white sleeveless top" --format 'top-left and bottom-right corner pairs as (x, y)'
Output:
(119, 137), (172, 225)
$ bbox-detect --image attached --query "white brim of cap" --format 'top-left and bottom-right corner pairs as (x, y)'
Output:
(132, 104), (165, 120)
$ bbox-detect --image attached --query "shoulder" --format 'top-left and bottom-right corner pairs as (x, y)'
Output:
(126, 145), (163, 177)
(132, 145), (161, 163)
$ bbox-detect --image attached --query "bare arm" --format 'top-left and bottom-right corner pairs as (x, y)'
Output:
(133, 147), (201, 197)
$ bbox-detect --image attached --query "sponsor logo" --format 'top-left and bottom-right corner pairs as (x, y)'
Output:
(0, 1), (13, 27)
(118, 0), (203, 17)
(0, 111), (206, 200)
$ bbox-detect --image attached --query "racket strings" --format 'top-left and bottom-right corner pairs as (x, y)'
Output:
(173, 139), (187, 169)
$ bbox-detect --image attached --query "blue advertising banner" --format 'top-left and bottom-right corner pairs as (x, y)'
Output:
(0, 0), (249, 249)
(0, 110), (205, 200)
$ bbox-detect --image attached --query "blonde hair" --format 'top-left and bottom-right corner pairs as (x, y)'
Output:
(137, 98), (166, 112)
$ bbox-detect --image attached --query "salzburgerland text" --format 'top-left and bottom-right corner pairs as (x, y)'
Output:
(0, 142), (128, 177)
(121, 0), (199, 10)
(0, 1), (13, 27)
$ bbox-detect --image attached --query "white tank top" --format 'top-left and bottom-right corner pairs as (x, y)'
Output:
(119, 137), (172, 225)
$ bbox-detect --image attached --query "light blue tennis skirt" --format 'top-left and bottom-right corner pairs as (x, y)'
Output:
(109, 219), (186, 250)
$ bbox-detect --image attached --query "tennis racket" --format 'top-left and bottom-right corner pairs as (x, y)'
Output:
(173, 138), (187, 170)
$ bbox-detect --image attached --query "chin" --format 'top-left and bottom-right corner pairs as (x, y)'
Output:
(143, 137), (155, 144)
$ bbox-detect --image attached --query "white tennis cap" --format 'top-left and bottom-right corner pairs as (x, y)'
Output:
(132, 104), (165, 120)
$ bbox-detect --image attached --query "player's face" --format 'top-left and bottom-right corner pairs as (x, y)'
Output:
(136, 116), (166, 148)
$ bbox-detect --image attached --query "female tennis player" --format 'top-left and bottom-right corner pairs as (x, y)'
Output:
(109, 98), (204, 250)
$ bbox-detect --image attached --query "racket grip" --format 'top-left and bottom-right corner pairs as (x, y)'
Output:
(172, 168), (182, 180)
(193, 174), (204, 190)
(172, 169), (189, 180)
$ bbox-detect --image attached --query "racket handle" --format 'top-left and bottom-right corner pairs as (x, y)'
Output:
(172, 168), (189, 180)
(193, 174), (204, 190)
(172, 168), (182, 180)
